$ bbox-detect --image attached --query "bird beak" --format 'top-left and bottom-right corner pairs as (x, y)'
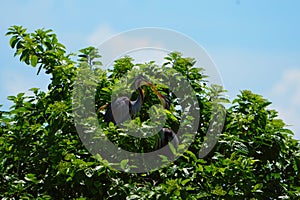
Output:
(148, 84), (171, 110)
(137, 74), (171, 109)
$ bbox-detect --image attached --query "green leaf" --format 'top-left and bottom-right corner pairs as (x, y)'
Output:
(181, 178), (190, 186)
(9, 36), (19, 48)
(212, 185), (226, 196)
(7, 95), (16, 101)
(29, 87), (40, 94)
(196, 164), (203, 172)
(120, 159), (129, 170)
(30, 55), (38, 67)
(252, 183), (263, 193)
(25, 173), (40, 184)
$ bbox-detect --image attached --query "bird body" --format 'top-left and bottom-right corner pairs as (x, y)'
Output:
(156, 128), (179, 150)
(153, 90), (179, 151)
(103, 97), (130, 124)
(101, 75), (149, 125)
(103, 87), (144, 125)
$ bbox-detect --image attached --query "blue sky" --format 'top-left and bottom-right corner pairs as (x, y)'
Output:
(1, 0), (300, 139)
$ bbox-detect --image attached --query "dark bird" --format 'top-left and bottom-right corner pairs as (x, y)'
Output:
(156, 128), (179, 150)
(151, 88), (179, 150)
(100, 74), (178, 150)
(100, 74), (156, 125)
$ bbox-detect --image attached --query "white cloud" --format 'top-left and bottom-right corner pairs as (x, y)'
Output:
(86, 25), (166, 67)
(87, 25), (118, 46)
(272, 68), (300, 106)
(86, 26), (224, 87)
(209, 49), (300, 140)
(269, 68), (300, 140)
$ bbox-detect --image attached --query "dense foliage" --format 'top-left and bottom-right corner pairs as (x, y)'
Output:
(1, 26), (299, 199)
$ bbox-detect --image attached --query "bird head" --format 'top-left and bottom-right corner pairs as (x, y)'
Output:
(134, 74), (171, 109)
(134, 74), (155, 89)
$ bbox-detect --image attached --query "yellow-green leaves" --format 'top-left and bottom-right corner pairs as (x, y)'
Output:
(30, 55), (38, 67)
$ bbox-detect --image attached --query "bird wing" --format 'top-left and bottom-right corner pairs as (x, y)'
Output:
(156, 128), (179, 149)
(104, 97), (131, 124)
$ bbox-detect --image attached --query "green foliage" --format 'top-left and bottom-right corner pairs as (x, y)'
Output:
(6, 25), (68, 75)
(1, 25), (299, 199)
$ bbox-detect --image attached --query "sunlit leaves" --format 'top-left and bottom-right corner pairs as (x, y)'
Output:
(30, 55), (38, 67)
(6, 25), (68, 75)
(78, 46), (102, 66)
(1, 25), (300, 199)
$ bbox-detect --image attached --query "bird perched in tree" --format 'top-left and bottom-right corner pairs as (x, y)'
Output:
(100, 74), (157, 125)
(100, 74), (178, 151)
(151, 87), (179, 150)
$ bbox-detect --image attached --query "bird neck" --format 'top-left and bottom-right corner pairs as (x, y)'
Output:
(131, 87), (144, 115)
(136, 87), (144, 104)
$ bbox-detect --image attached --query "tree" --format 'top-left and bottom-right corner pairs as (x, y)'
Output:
(0, 25), (299, 199)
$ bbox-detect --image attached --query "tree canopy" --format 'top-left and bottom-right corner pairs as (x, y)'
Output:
(1, 26), (299, 199)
